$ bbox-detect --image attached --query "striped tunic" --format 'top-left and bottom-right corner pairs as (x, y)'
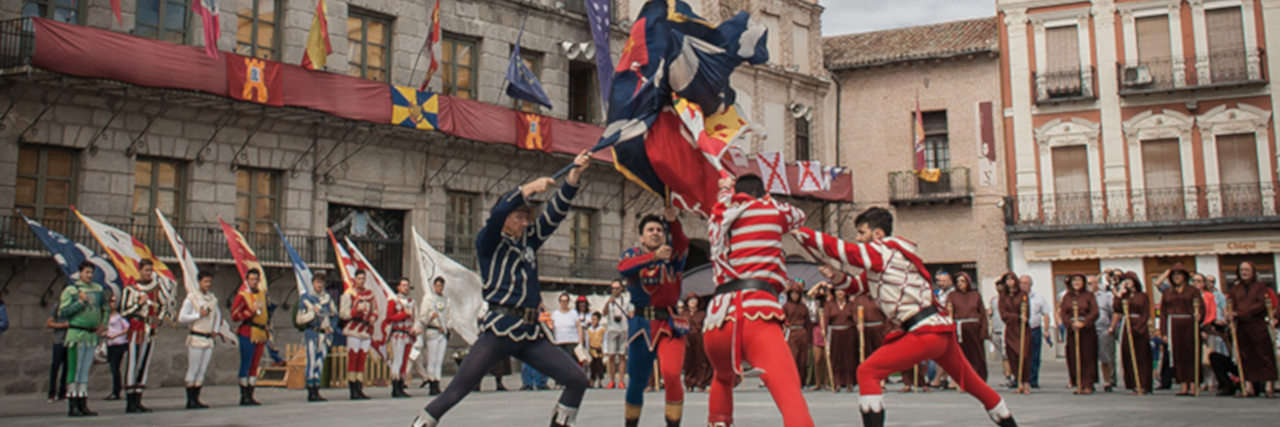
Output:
(385, 295), (417, 338)
(794, 228), (951, 341)
(478, 183), (578, 341)
(705, 188), (806, 331)
(340, 287), (377, 339)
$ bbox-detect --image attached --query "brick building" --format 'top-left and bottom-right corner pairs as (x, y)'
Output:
(823, 18), (1009, 296)
(0, 0), (845, 395)
(996, 0), (1280, 320)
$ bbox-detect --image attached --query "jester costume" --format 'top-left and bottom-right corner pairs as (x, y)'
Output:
(617, 218), (689, 427)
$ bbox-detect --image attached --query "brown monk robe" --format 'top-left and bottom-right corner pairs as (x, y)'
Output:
(1226, 261), (1278, 397)
(949, 272), (990, 383)
(1060, 273), (1100, 394)
(683, 295), (712, 391)
(1111, 271), (1152, 395)
(997, 273), (1032, 394)
(825, 288), (858, 391)
(783, 285), (812, 382)
(852, 293), (888, 362)
(1158, 263), (1198, 395)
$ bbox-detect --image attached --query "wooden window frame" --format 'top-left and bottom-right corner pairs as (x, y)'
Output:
(441, 34), (479, 99)
(132, 157), (185, 226)
(15, 144), (77, 221)
(794, 116), (811, 161)
(569, 208), (596, 266)
(513, 48), (544, 113)
(347, 9), (392, 83)
(235, 0), (281, 61)
(135, 0), (192, 44)
(20, 0), (86, 25)
(922, 111), (949, 170)
(444, 191), (479, 258)
(235, 168), (282, 236)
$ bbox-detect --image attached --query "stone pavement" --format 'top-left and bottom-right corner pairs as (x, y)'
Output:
(1, 364), (1274, 426)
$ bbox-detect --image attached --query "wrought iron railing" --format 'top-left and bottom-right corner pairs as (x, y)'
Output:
(1118, 49), (1264, 93)
(1205, 48), (1261, 85)
(1034, 67), (1095, 102)
(0, 18), (34, 70)
(888, 167), (971, 204)
(1118, 57), (1182, 92)
(1004, 183), (1278, 227)
(0, 215), (332, 267)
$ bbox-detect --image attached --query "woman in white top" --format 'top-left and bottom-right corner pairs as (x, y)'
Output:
(550, 294), (583, 357)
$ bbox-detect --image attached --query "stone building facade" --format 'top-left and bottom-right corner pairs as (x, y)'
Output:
(0, 0), (841, 394)
(823, 18), (1010, 296)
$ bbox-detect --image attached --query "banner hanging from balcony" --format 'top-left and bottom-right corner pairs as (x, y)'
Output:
(20, 213), (122, 297)
(228, 53), (284, 106)
(517, 112), (553, 152)
(411, 227), (482, 345)
(797, 160), (825, 192)
(756, 151), (791, 195)
(73, 208), (179, 320)
(217, 215), (267, 282)
(390, 85), (439, 130)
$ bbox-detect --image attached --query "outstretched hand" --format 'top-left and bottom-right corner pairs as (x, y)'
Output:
(566, 150), (591, 186)
(521, 177), (556, 198)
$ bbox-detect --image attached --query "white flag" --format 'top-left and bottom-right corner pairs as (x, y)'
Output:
(412, 227), (483, 345)
(726, 146), (749, 167)
(755, 151), (791, 195)
(344, 237), (395, 360)
(797, 160), (824, 192)
(156, 209), (237, 345)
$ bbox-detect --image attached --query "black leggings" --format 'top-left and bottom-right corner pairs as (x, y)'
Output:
(107, 344), (127, 395)
(426, 332), (588, 420)
(48, 344), (67, 398)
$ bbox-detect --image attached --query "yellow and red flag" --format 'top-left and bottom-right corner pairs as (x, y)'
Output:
(73, 207), (179, 319)
(913, 94), (941, 183)
(327, 229), (357, 291)
(516, 113), (552, 152)
(301, 0), (333, 70)
(228, 53), (284, 106)
(217, 215), (266, 282)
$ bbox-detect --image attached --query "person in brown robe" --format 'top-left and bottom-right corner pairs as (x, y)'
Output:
(998, 272), (1032, 395)
(1156, 263), (1199, 396)
(1225, 261), (1278, 398)
(783, 284), (812, 385)
(826, 288), (858, 392)
(1060, 273), (1100, 394)
(806, 284), (831, 391)
(1110, 271), (1152, 395)
(683, 294), (712, 392)
(851, 289), (888, 393)
(950, 272), (990, 384)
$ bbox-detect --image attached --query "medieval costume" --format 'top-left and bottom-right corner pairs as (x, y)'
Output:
(387, 291), (417, 398)
(684, 296), (712, 391)
(947, 273), (990, 383)
(1159, 264), (1198, 394)
(1059, 274), (1099, 394)
(295, 285), (336, 402)
(783, 286), (812, 389)
(59, 276), (110, 417)
(1227, 261), (1279, 397)
(340, 280), (377, 400)
(230, 276), (270, 406)
(618, 216), (689, 427)
(421, 287), (451, 396)
(1111, 272), (1152, 395)
(120, 271), (164, 412)
(826, 294), (858, 391)
(998, 282), (1032, 392)
(178, 286), (221, 408)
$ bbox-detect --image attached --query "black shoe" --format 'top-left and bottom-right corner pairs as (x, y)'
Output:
(519, 385), (533, 391)
(996, 416), (1018, 427)
(429, 380), (441, 396)
(349, 381), (361, 400)
(134, 393), (152, 412)
(666, 418), (681, 427)
(1104, 386), (1113, 393)
(419, 380), (430, 389)
(357, 381), (372, 400)
(125, 393), (139, 413)
(67, 397), (85, 417)
(861, 410), (885, 427)
(195, 387), (209, 408)
(240, 385), (261, 406)
(625, 419), (640, 427)
(308, 385), (328, 402)
(79, 397), (98, 416)
(495, 380), (508, 391)
(186, 387), (200, 409)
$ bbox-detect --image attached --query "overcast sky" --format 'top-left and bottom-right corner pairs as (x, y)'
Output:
(820, 0), (997, 36)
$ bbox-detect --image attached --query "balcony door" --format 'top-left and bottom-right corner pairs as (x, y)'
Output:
(1141, 139), (1184, 221)
(1216, 133), (1260, 217)
(1052, 145), (1091, 224)
(1206, 6), (1246, 83)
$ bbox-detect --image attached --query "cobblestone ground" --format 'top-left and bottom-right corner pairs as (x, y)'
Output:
(1, 364), (1274, 426)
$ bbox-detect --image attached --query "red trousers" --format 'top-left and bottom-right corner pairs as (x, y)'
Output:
(705, 318), (813, 427)
(858, 329), (1001, 411)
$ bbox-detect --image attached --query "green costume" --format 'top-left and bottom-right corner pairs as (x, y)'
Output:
(58, 279), (109, 416)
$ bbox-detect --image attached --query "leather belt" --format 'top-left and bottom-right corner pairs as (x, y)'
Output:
(714, 279), (776, 296)
(69, 325), (98, 332)
(829, 325), (851, 330)
(902, 306), (938, 332)
(787, 325), (807, 330)
(488, 303), (540, 324)
(863, 321), (884, 327)
(189, 331), (214, 338)
(956, 318), (981, 323)
(636, 306), (671, 321)
(1168, 314), (1193, 319)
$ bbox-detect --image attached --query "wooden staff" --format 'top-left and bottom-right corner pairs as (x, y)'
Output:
(1123, 299), (1143, 395)
(1073, 299), (1081, 394)
(1228, 299), (1246, 396)
(819, 304), (834, 392)
(857, 305), (866, 363)
(1267, 296), (1280, 379)
(1193, 297), (1201, 397)
(1018, 295), (1028, 393)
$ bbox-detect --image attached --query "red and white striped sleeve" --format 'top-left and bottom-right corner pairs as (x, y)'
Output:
(794, 227), (889, 273)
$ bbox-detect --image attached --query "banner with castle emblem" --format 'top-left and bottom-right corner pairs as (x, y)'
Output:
(391, 85), (439, 130)
(516, 112), (552, 152)
(226, 53), (283, 106)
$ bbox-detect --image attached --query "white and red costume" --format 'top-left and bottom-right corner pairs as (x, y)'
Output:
(794, 228), (1016, 426)
(386, 294), (417, 379)
(341, 286), (378, 383)
(703, 187), (813, 427)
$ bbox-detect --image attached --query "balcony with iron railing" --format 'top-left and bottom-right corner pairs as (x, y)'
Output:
(1034, 66), (1096, 104)
(1118, 49), (1265, 94)
(888, 167), (972, 206)
(1004, 183), (1279, 231)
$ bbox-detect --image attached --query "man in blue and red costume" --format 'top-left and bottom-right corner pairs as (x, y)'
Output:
(412, 152), (591, 427)
(618, 206), (689, 427)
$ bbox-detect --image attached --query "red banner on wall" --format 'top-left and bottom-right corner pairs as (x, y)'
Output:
(227, 53), (284, 106)
(516, 113), (553, 152)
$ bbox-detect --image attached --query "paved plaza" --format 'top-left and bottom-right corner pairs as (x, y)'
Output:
(1, 364), (1274, 426)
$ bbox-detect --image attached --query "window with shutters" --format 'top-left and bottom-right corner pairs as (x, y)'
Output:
(1216, 133), (1260, 217)
(132, 158), (185, 226)
(1043, 25), (1083, 98)
(441, 35), (477, 99)
(235, 0), (280, 61)
(1205, 7), (1246, 83)
(20, 0), (84, 25)
(445, 191), (478, 267)
(1131, 15), (1173, 88)
(136, 0), (191, 44)
(794, 117), (810, 161)
(347, 10), (391, 83)
(15, 145), (76, 228)
(1052, 145), (1090, 224)
(1141, 139), (1183, 220)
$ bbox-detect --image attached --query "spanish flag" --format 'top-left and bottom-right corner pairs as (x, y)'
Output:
(301, 0), (332, 70)
(913, 95), (941, 183)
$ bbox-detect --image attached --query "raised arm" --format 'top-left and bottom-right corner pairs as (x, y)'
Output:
(529, 182), (580, 249)
(793, 227), (888, 273)
(476, 187), (532, 259)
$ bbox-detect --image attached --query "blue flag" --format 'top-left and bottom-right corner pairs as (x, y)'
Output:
(505, 17), (552, 109)
(584, 0), (613, 104)
(275, 223), (314, 298)
(21, 213), (122, 296)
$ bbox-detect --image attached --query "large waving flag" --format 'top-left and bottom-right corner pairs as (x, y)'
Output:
(344, 237), (395, 359)
(21, 213), (121, 296)
(585, 0), (614, 103)
(505, 18), (552, 109)
(327, 229), (357, 291)
(74, 208), (178, 320)
(276, 223), (313, 298)
(217, 215), (266, 282)
(301, 0), (333, 70)
(411, 227), (482, 345)
(158, 210), (237, 344)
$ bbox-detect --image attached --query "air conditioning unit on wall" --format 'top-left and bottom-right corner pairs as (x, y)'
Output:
(1122, 66), (1153, 87)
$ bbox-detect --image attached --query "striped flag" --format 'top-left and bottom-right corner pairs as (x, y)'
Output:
(20, 212), (121, 296)
(276, 223), (313, 298)
(913, 94), (940, 183)
(327, 229), (357, 291)
(74, 208), (178, 320)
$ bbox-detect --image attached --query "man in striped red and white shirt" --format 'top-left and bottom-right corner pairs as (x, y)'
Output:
(703, 175), (813, 427)
(793, 207), (1018, 427)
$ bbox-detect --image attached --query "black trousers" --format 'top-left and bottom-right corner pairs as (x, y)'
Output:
(426, 332), (588, 420)
(48, 343), (67, 398)
(1210, 352), (1266, 394)
(107, 344), (127, 395)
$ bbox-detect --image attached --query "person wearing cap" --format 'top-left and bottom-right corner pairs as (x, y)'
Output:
(1059, 273), (1099, 395)
(1153, 262), (1199, 396)
(617, 206), (689, 427)
(1109, 271), (1153, 395)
